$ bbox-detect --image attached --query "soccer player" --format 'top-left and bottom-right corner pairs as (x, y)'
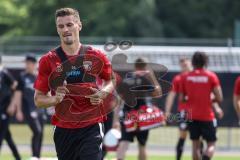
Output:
(0, 56), (21, 160)
(165, 58), (192, 160)
(233, 76), (240, 125)
(179, 51), (223, 160)
(115, 58), (161, 160)
(15, 54), (45, 159)
(165, 58), (224, 160)
(34, 8), (114, 160)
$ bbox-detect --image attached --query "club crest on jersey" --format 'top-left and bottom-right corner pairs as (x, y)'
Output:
(56, 64), (63, 72)
(83, 61), (92, 71)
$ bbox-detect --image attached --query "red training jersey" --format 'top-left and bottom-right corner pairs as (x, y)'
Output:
(180, 68), (220, 121)
(171, 73), (188, 111)
(34, 45), (112, 128)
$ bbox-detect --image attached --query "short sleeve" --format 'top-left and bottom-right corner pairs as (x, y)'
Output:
(98, 51), (113, 81)
(34, 55), (51, 93)
(234, 77), (240, 95)
(171, 76), (180, 93)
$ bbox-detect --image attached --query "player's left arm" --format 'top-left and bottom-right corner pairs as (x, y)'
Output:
(100, 77), (115, 98)
(211, 92), (224, 119)
(212, 81), (223, 105)
(86, 52), (115, 105)
(211, 72), (223, 105)
(86, 75), (115, 105)
(212, 102), (224, 119)
(145, 65), (162, 97)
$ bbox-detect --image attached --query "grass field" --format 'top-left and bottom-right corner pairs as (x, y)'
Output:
(1, 154), (240, 160)
(0, 124), (239, 159)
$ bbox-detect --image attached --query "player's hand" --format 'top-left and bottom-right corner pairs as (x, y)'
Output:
(85, 87), (108, 105)
(165, 112), (171, 119)
(215, 107), (224, 119)
(164, 112), (171, 124)
(54, 82), (69, 104)
(6, 104), (16, 116)
(16, 111), (24, 122)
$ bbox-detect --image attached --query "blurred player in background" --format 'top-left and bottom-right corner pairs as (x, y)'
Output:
(34, 8), (114, 160)
(180, 51), (223, 160)
(15, 54), (45, 159)
(233, 76), (240, 125)
(165, 57), (192, 160)
(115, 58), (161, 160)
(0, 55), (21, 160)
(165, 58), (223, 160)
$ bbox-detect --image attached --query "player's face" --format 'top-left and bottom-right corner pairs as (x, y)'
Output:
(180, 60), (192, 72)
(25, 61), (36, 73)
(56, 15), (82, 45)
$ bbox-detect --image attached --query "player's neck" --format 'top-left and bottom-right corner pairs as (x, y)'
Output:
(61, 42), (81, 56)
(194, 67), (204, 70)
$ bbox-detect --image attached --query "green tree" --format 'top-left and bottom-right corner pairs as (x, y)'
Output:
(0, 0), (28, 36)
(155, 0), (240, 38)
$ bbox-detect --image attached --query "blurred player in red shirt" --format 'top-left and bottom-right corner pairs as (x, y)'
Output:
(180, 51), (223, 160)
(165, 57), (192, 160)
(233, 77), (240, 125)
(34, 8), (115, 160)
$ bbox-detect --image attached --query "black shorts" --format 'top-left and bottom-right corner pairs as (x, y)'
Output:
(188, 119), (217, 142)
(178, 111), (189, 131)
(120, 122), (149, 146)
(54, 123), (104, 160)
(103, 112), (113, 134)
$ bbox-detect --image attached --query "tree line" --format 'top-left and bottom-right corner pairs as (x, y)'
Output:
(1, 0), (240, 38)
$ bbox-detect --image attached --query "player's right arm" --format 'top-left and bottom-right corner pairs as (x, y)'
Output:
(34, 85), (69, 108)
(165, 76), (179, 117)
(34, 55), (69, 108)
(165, 91), (176, 118)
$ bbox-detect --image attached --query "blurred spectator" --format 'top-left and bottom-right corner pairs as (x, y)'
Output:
(15, 54), (45, 159)
(0, 55), (21, 160)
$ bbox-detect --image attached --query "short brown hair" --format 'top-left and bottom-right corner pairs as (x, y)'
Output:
(55, 8), (80, 22)
(135, 58), (147, 70)
(192, 51), (208, 68)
